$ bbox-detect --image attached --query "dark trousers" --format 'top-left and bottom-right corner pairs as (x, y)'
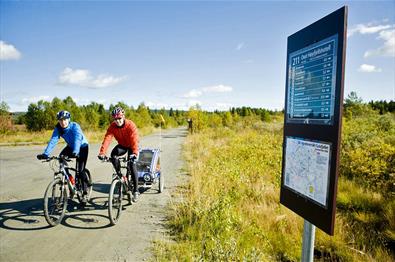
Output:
(60, 145), (89, 193)
(111, 144), (138, 193)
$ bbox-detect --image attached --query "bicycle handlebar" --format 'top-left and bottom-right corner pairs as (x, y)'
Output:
(41, 155), (72, 163)
(99, 156), (132, 163)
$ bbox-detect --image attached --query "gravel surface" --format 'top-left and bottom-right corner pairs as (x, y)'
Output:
(0, 127), (188, 261)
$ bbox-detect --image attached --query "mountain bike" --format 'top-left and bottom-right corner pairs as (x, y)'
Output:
(100, 156), (135, 225)
(40, 155), (92, 226)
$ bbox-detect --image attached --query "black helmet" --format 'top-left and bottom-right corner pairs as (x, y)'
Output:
(56, 110), (71, 120)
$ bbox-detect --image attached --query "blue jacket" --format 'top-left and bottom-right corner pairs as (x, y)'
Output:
(43, 122), (88, 156)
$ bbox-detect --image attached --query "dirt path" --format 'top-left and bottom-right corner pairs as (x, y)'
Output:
(0, 127), (187, 261)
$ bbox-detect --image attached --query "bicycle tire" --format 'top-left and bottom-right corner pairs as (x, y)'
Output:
(76, 168), (93, 204)
(158, 172), (164, 193)
(85, 168), (93, 200)
(125, 184), (132, 205)
(43, 177), (68, 226)
(108, 178), (123, 225)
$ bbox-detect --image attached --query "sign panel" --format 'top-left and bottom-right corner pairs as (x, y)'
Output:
(287, 35), (338, 125)
(284, 137), (331, 207)
(280, 6), (347, 235)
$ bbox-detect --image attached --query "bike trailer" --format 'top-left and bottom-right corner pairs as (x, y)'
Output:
(136, 148), (161, 186)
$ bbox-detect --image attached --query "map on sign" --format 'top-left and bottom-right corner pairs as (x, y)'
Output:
(284, 137), (331, 207)
(286, 34), (338, 125)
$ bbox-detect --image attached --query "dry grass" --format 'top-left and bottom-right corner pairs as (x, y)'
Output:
(153, 124), (394, 261)
(0, 125), (155, 145)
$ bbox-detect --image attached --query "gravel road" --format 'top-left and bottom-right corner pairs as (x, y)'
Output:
(0, 127), (187, 261)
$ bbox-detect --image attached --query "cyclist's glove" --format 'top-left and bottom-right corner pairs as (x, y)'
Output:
(71, 152), (79, 158)
(37, 154), (48, 160)
(98, 155), (106, 161)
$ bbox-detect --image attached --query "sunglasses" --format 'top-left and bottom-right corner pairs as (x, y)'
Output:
(114, 118), (123, 120)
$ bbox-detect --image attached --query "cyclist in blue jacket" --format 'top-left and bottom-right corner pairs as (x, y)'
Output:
(37, 110), (90, 203)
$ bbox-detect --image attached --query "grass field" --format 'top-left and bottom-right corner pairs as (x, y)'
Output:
(153, 121), (394, 261)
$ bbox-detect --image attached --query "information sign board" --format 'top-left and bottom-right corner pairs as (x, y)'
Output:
(287, 35), (338, 125)
(280, 6), (347, 235)
(284, 137), (331, 207)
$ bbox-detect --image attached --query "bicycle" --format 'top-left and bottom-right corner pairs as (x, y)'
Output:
(100, 156), (135, 225)
(39, 155), (92, 226)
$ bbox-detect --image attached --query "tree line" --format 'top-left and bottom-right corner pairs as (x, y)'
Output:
(19, 96), (188, 131)
(0, 97), (188, 132)
(0, 97), (280, 133)
(0, 92), (393, 133)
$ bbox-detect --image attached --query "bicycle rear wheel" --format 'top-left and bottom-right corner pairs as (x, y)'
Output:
(43, 177), (68, 226)
(108, 178), (123, 225)
(124, 183), (132, 205)
(85, 168), (93, 200)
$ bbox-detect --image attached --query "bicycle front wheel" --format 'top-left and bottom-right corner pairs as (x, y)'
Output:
(108, 178), (123, 225)
(43, 177), (68, 226)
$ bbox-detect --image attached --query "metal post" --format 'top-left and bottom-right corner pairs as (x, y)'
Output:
(301, 220), (315, 262)
(159, 121), (162, 152)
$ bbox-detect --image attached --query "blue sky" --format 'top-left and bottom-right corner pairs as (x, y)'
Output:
(1, 1), (394, 112)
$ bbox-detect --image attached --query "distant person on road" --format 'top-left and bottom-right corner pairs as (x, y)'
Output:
(187, 118), (193, 133)
(36, 110), (90, 204)
(97, 107), (140, 202)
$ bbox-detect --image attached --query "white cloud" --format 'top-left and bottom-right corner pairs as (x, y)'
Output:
(358, 64), (382, 73)
(348, 23), (392, 37)
(22, 95), (50, 104)
(202, 84), (233, 93)
(58, 67), (127, 88)
(146, 101), (169, 109)
(59, 68), (90, 85)
(183, 84), (233, 98)
(90, 75), (127, 88)
(0, 41), (22, 60)
(236, 42), (244, 51)
(364, 28), (395, 57)
(183, 89), (203, 98)
(347, 21), (394, 58)
(71, 98), (93, 105)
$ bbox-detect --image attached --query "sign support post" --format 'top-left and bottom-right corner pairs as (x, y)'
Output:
(301, 220), (316, 262)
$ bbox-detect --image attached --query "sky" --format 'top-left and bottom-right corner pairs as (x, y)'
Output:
(1, 0), (394, 112)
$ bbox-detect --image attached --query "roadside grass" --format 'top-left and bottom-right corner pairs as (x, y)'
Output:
(0, 130), (55, 144)
(0, 126), (155, 145)
(153, 123), (394, 261)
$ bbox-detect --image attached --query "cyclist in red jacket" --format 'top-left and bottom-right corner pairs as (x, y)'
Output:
(98, 107), (140, 202)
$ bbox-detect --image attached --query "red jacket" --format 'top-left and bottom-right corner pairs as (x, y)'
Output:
(99, 119), (139, 155)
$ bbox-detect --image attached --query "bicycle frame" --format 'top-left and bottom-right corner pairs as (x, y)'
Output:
(45, 156), (89, 200)
(45, 156), (74, 192)
(103, 156), (134, 189)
